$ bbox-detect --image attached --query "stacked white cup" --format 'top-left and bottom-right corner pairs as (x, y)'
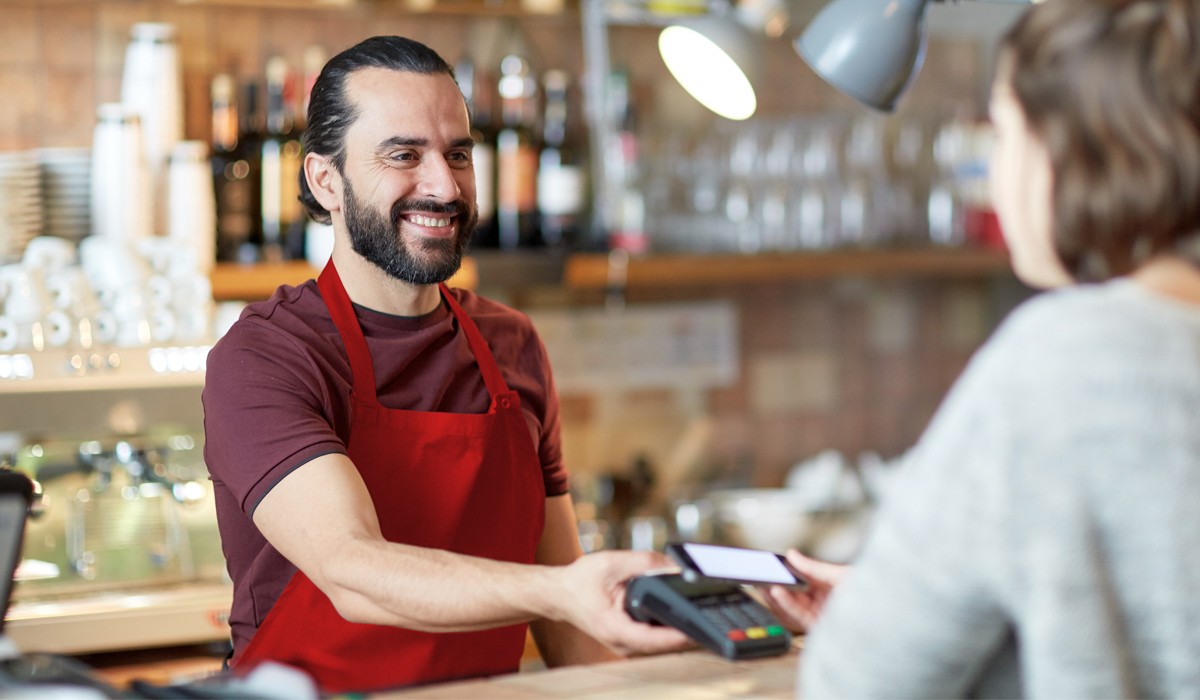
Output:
(19, 237), (79, 349)
(167, 141), (217, 274)
(0, 265), (47, 352)
(90, 103), (153, 243)
(120, 22), (184, 236)
(78, 237), (152, 347)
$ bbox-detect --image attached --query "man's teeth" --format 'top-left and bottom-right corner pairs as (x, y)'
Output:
(410, 214), (451, 227)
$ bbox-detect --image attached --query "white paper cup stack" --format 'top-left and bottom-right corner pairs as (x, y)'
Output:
(90, 103), (153, 243)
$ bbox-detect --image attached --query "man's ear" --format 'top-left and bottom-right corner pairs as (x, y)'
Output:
(304, 152), (342, 214)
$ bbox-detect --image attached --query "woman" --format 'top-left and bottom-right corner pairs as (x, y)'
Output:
(769, 1), (1200, 696)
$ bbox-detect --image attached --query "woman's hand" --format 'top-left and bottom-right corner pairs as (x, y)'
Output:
(762, 549), (850, 632)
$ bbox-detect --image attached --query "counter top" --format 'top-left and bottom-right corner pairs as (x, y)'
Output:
(377, 640), (803, 699)
(8, 581), (233, 656)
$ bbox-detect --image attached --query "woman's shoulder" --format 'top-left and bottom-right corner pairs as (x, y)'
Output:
(989, 279), (1196, 353)
(997, 282), (1125, 332)
(961, 279), (1200, 408)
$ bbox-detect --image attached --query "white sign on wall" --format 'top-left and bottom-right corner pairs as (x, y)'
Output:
(528, 301), (739, 394)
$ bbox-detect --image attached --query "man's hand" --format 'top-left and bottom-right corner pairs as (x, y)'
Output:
(547, 550), (691, 657)
(762, 549), (850, 632)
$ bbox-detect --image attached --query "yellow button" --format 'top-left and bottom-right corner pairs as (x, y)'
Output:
(746, 627), (767, 639)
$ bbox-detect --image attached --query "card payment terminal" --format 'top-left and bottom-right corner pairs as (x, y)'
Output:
(624, 573), (792, 660)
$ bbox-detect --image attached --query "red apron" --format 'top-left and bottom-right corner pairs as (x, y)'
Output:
(235, 262), (546, 693)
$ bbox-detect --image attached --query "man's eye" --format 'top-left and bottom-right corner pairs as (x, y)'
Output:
(388, 151), (417, 162)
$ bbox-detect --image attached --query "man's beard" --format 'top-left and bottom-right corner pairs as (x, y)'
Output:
(342, 177), (477, 285)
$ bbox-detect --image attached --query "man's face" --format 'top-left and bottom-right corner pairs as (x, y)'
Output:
(337, 68), (478, 285)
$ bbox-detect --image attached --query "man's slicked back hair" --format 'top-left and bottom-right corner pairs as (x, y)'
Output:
(298, 35), (456, 224)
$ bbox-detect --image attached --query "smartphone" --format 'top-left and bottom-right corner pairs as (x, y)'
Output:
(665, 542), (809, 589)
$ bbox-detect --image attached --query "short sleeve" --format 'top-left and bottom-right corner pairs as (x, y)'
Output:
(202, 316), (347, 516)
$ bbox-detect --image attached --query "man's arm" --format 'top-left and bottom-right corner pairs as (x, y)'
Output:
(252, 453), (690, 654)
(529, 494), (621, 666)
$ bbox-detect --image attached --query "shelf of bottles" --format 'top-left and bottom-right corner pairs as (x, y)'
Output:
(206, 34), (592, 265)
(210, 49), (317, 266)
(455, 47), (590, 253)
(207, 83), (1007, 290)
(196, 4), (1002, 259)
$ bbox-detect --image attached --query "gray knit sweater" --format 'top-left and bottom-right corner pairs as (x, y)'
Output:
(800, 279), (1200, 699)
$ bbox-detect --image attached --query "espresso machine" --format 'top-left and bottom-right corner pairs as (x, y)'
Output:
(0, 347), (231, 655)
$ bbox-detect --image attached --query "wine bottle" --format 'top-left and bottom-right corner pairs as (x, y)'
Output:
(210, 73), (261, 263)
(537, 69), (586, 249)
(455, 57), (498, 249)
(606, 69), (646, 253)
(260, 56), (304, 262)
(238, 79), (266, 263)
(495, 54), (541, 250)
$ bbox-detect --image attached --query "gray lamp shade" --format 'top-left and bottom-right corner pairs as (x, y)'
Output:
(795, 0), (931, 112)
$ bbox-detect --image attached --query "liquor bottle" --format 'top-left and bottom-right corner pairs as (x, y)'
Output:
(606, 69), (646, 253)
(238, 79), (267, 263)
(537, 69), (587, 249)
(210, 73), (261, 263)
(495, 54), (541, 250)
(260, 56), (305, 262)
(455, 57), (498, 249)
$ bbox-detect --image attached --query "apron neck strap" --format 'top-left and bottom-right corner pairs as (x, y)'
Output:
(437, 283), (511, 399)
(317, 261), (513, 401)
(318, 261), (378, 397)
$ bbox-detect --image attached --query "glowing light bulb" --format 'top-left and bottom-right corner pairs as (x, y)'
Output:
(659, 25), (757, 121)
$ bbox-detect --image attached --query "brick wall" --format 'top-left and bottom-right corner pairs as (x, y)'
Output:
(551, 275), (1030, 491)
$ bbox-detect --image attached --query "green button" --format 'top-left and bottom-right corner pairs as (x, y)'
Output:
(767, 625), (785, 636)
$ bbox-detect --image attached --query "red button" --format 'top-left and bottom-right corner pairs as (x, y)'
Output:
(727, 630), (747, 641)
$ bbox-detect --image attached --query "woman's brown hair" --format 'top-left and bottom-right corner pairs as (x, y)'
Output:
(1000, 0), (1200, 281)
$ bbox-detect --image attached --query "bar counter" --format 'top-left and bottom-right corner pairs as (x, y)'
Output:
(377, 640), (803, 699)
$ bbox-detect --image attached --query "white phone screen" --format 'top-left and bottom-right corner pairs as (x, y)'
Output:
(682, 543), (797, 585)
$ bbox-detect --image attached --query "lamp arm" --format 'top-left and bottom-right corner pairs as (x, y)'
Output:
(582, 0), (615, 246)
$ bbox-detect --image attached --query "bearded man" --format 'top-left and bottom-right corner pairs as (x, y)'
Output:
(202, 35), (686, 695)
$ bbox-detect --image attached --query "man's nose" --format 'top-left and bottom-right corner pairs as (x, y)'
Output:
(417, 156), (462, 201)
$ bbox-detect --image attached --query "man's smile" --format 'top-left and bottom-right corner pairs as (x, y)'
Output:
(400, 211), (457, 237)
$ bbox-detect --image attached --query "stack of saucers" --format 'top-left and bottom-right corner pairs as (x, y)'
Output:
(38, 147), (92, 244)
(0, 151), (43, 263)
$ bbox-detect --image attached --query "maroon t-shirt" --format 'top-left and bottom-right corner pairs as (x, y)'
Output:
(202, 280), (568, 654)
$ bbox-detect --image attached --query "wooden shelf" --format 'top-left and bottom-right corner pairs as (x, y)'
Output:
(563, 247), (1013, 290)
(210, 258), (479, 301)
(210, 249), (1009, 300)
(171, 0), (580, 15)
(210, 261), (316, 301)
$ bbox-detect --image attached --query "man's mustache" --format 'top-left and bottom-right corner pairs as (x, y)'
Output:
(390, 198), (471, 226)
